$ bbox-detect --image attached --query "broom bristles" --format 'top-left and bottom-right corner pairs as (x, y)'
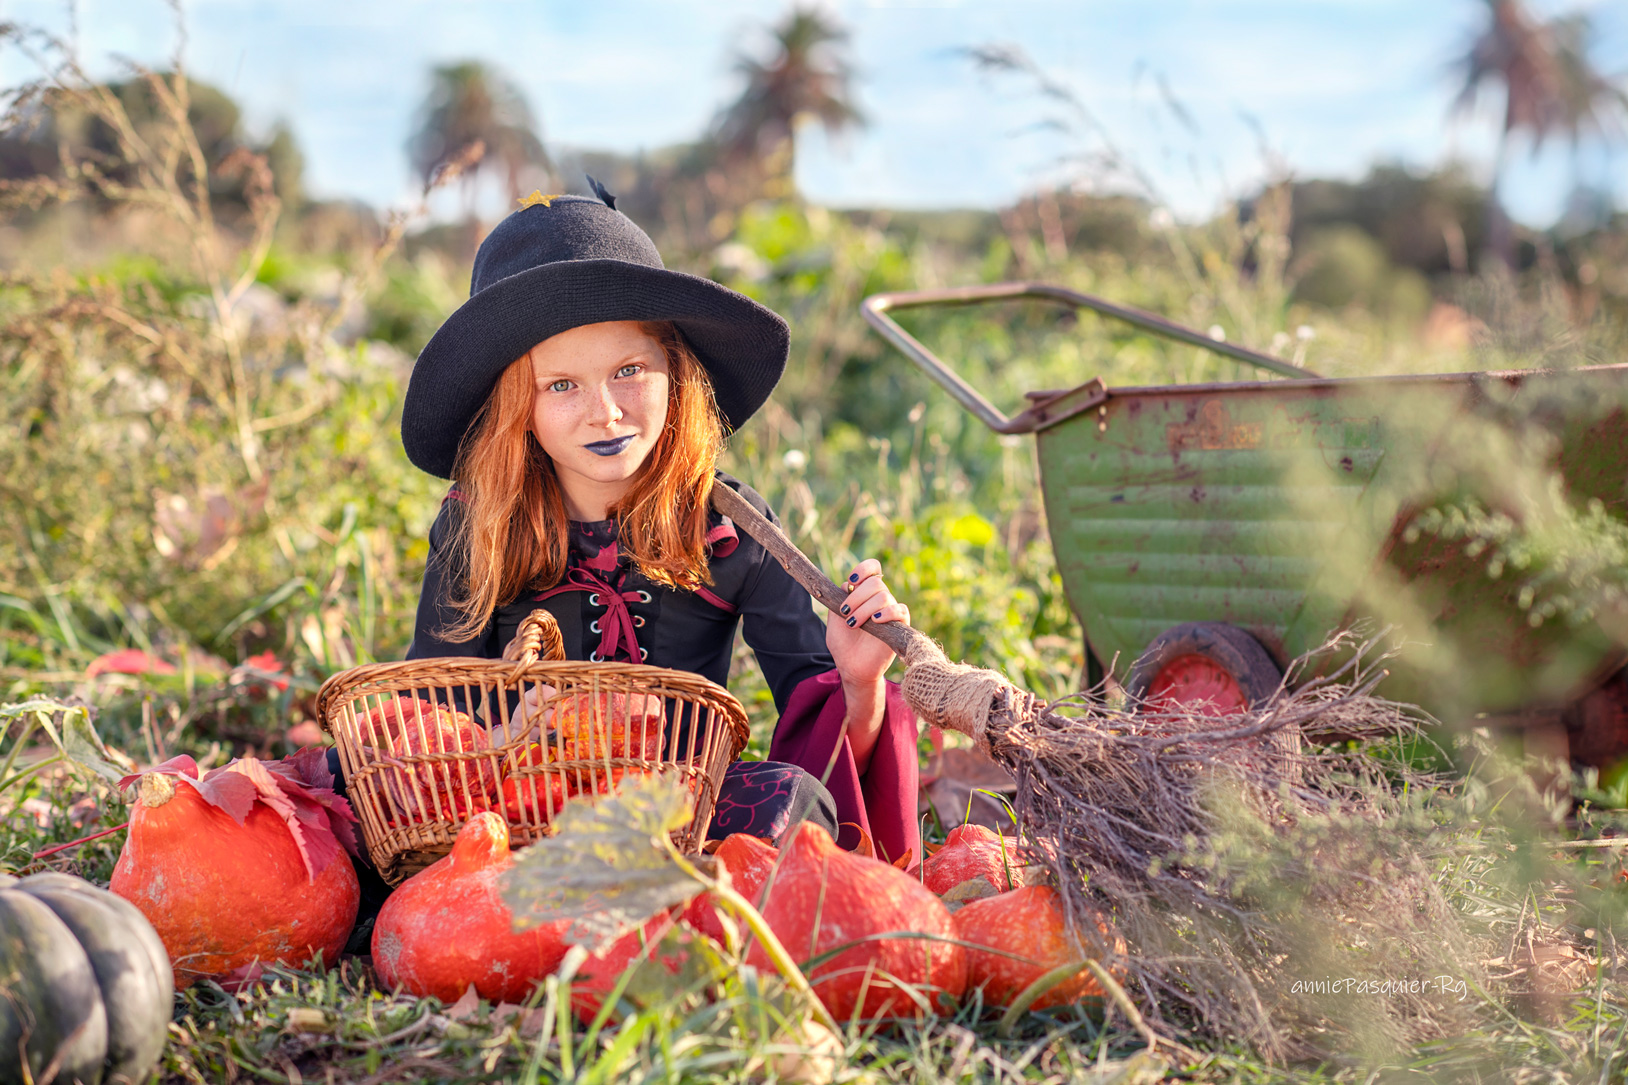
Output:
(916, 629), (1490, 1061)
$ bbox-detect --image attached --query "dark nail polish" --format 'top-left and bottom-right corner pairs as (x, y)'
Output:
(849, 572), (859, 582)
(846, 617), (856, 627)
(840, 604), (850, 615)
(874, 611), (883, 619)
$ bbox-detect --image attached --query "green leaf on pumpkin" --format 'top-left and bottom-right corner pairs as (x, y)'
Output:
(501, 774), (703, 947)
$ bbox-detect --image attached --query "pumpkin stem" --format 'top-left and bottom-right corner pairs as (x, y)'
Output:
(138, 772), (177, 807)
(449, 811), (510, 869)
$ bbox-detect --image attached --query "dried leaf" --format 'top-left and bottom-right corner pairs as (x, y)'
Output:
(446, 985), (481, 1021)
(892, 849), (914, 871)
(940, 875), (1002, 913)
(284, 1007), (329, 1034)
(191, 770), (260, 824)
(843, 822), (874, 859)
(278, 745), (335, 790)
(5, 699), (132, 787)
(502, 774), (701, 947)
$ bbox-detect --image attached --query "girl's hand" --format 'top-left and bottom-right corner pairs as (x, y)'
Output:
(504, 681), (558, 743)
(825, 558), (908, 689)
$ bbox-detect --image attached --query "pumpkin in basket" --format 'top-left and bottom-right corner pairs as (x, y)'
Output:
(359, 696), (498, 820)
(575, 765), (658, 800)
(550, 690), (664, 761)
(499, 744), (573, 824)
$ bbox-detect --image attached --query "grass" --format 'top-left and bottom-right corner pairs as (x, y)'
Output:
(5, 712), (1627, 1084)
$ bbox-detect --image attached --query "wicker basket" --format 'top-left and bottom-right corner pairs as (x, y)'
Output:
(316, 609), (749, 884)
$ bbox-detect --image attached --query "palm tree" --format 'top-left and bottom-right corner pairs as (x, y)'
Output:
(407, 61), (548, 210)
(1452, 0), (1628, 267)
(713, 6), (863, 191)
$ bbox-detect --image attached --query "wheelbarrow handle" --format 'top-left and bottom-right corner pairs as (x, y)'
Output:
(860, 281), (1319, 435)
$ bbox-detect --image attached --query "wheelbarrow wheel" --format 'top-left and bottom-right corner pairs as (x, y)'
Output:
(1126, 622), (1283, 716)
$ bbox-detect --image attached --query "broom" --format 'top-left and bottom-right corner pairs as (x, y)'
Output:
(710, 484), (1480, 1061)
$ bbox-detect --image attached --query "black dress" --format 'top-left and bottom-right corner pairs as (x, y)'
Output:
(407, 472), (841, 843)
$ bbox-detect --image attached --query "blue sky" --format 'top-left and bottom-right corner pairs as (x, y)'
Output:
(1, 0), (1624, 225)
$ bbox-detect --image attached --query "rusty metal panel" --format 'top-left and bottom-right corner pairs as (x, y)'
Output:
(1035, 364), (1628, 717)
(1038, 391), (1386, 669)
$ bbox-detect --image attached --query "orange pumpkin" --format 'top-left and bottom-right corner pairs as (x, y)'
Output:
(360, 696), (497, 820)
(109, 752), (360, 987)
(748, 822), (965, 1020)
(953, 886), (1126, 1010)
(571, 914), (690, 1024)
(922, 824), (1021, 896)
(679, 833), (779, 944)
(499, 744), (574, 825)
(372, 813), (570, 1003)
(551, 691), (663, 761)
(577, 765), (658, 801)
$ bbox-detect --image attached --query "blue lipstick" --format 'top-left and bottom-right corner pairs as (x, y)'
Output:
(584, 435), (635, 457)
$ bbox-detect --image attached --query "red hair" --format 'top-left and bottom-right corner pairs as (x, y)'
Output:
(440, 322), (724, 642)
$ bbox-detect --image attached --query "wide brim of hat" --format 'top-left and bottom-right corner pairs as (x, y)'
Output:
(402, 259), (790, 479)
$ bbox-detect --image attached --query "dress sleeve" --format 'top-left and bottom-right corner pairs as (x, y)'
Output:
(768, 674), (920, 867)
(406, 496), (499, 661)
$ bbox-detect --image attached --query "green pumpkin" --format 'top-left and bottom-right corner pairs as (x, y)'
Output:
(0, 871), (174, 1085)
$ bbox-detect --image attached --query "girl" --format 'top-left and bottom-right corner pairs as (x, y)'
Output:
(395, 186), (920, 863)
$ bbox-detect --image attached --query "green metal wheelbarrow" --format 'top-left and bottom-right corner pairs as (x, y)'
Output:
(863, 282), (1628, 765)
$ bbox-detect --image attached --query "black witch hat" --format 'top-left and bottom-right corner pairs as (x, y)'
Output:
(401, 181), (788, 479)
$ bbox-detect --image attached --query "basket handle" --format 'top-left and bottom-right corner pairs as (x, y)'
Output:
(502, 609), (567, 666)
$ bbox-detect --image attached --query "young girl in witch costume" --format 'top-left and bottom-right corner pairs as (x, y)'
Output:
(394, 185), (921, 864)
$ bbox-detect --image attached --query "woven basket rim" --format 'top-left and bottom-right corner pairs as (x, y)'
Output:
(315, 656), (751, 760)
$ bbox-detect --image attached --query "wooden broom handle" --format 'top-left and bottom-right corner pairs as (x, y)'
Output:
(709, 483), (937, 662)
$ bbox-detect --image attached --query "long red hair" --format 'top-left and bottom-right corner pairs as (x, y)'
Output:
(441, 321), (724, 642)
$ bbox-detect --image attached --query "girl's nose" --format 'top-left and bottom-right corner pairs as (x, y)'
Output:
(587, 384), (623, 425)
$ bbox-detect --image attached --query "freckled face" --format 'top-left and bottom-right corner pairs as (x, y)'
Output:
(529, 321), (671, 519)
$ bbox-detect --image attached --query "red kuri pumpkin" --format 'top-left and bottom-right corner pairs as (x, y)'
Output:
(499, 744), (573, 825)
(362, 697), (498, 821)
(748, 822), (965, 1020)
(953, 885), (1126, 1010)
(551, 691), (663, 760)
(372, 812), (570, 1003)
(679, 833), (779, 944)
(570, 914), (691, 1024)
(922, 824), (1021, 896)
(109, 750), (360, 987)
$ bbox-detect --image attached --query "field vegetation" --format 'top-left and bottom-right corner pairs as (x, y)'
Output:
(3, 4), (1628, 1082)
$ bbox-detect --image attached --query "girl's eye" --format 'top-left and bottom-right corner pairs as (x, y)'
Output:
(548, 379), (572, 393)
(616, 364), (641, 378)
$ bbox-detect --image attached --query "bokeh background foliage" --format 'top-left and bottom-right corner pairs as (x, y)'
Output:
(0, 4), (1625, 755)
